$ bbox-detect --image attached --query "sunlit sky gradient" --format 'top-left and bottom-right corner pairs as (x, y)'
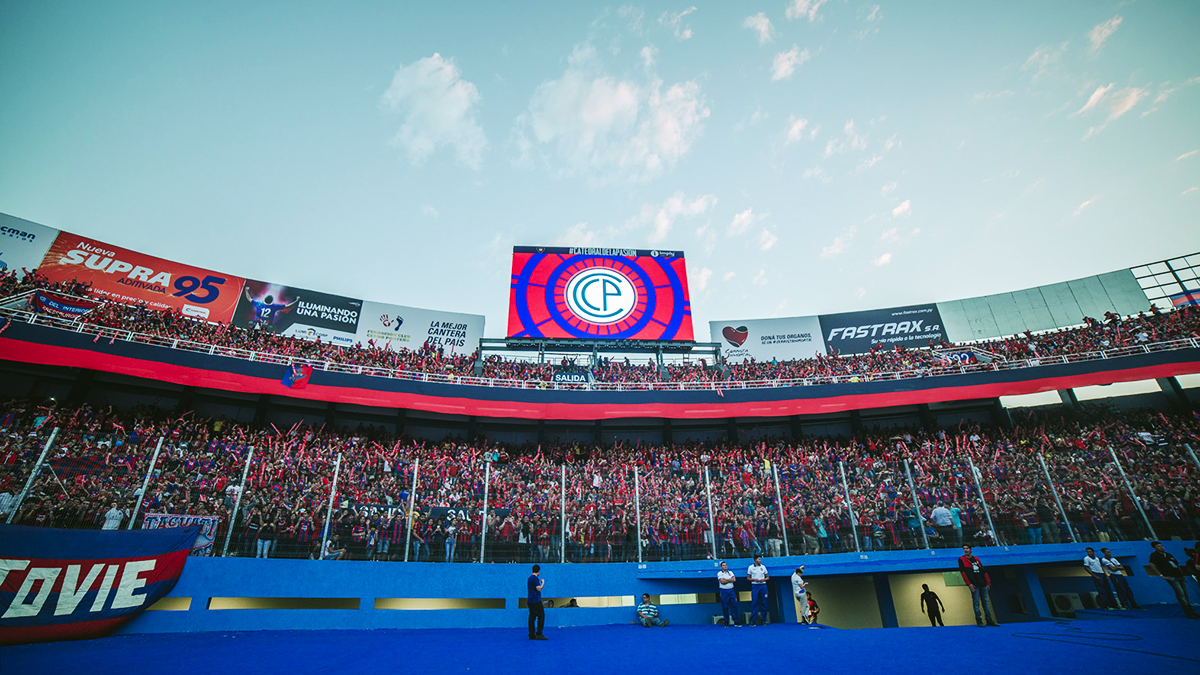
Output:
(1, 1), (1197, 338)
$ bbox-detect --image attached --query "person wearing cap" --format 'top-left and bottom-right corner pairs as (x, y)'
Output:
(747, 555), (770, 625)
(717, 561), (739, 627)
(791, 566), (811, 624)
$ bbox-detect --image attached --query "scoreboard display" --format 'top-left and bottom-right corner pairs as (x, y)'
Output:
(506, 247), (694, 341)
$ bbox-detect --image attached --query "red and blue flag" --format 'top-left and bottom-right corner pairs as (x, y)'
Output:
(282, 364), (312, 389)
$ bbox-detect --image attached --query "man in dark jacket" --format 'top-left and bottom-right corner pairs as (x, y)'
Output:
(1148, 541), (1200, 619)
(958, 545), (999, 627)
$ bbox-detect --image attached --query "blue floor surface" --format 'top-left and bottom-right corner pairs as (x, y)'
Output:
(5, 619), (1199, 675)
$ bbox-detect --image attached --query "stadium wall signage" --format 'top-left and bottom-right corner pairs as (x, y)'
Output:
(1, 320), (1196, 421)
(0, 523), (200, 645)
(0, 212), (58, 274)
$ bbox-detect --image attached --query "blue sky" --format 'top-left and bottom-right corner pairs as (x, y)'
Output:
(1, 1), (1197, 338)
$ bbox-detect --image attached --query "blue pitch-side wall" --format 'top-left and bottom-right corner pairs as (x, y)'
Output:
(118, 542), (1198, 634)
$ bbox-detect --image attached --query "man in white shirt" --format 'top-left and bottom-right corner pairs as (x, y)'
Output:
(1100, 547), (1142, 610)
(102, 503), (127, 530)
(747, 555), (770, 625)
(790, 566), (811, 624)
(717, 561), (739, 627)
(1083, 547), (1116, 609)
(930, 502), (954, 547)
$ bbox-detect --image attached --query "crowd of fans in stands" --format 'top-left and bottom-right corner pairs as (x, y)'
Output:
(2, 267), (1198, 388)
(2, 396), (1197, 563)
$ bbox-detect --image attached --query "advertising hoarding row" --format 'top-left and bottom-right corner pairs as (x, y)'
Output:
(1, 211), (485, 353)
(506, 246), (694, 341)
(711, 303), (947, 362)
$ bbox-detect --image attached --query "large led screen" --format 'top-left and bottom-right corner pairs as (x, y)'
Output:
(507, 246), (694, 341)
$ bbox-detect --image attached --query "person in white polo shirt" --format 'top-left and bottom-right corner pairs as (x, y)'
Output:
(1100, 547), (1142, 610)
(791, 566), (811, 624)
(717, 561), (739, 627)
(747, 555), (769, 625)
(1083, 547), (1116, 609)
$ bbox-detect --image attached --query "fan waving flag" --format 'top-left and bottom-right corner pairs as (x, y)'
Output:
(282, 364), (312, 389)
(0, 524), (200, 645)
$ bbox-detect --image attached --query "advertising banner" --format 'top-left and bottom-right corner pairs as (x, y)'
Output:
(0, 523), (199, 645)
(818, 303), (946, 355)
(30, 290), (102, 318)
(232, 279), (362, 346)
(355, 300), (485, 354)
(36, 232), (245, 322)
(140, 513), (221, 556)
(507, 246), (694, 341)
(0, 212), (58, 276)
(709, 316), (826, 363)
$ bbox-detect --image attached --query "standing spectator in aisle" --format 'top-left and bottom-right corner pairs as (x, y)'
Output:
(636, 593), (669, 627)
(1148, 541), (1200, 619)
(931, 502), (954, 547)
(102, 502), (127, 530)
(257, 518), (276, 558)
(1100, 548), (1142, 610)
(1083, 547), (1115, 609)
(527, 564), (547, 640)
(791, 566), (811, 624)
(950, 502), (964, 547)
(747, 555), (770, 625)
(958, 545), (999, 627)
(920, 584), (945, 626)
(800, 511), (819, 555)
(717, 561), (739, 627)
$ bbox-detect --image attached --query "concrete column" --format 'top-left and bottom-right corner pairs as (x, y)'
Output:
(1016, 566), (1053, 620)
(66, 369), (93, 405)
(849, 410), (863, 434)
(873, 573), (899, 628)
(917, 404), (934, 429)
(991, 398), (1013, 429)
(1057, 389), (1078, 413)
(175, 386), (196, 415)
(395, 409), (406, 436)
(594, 420), (602, 444)
(253, 394), (269, 425)
(466, 416), (477, 442)
(662, 419), (673, 446)
(325, 401), (336, 426)
(790, 415), (803, 441)
(1156, 376), (1189, 411)
(726, 418), (738, 443)
(537, 420), (547, 445)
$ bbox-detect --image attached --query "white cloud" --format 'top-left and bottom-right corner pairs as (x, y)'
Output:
(692, 266), (713, 291)
(856, 287), (867, 298)
(752, 269), (768, 285)
(659, 7), (697, 40)
(865, 5), (881, 21)
(744, 12), (775, 44)
(786, 0), (829, 22)
(881, 181), (897, 196)
(1178, 150), (1199, 161)
(892, 199), (911, 218)
(643, 191), (718, 244)
(1073, 83), (1114, 116)
(771, 46), (811, 81)
(695, 223), (718, 256)
(879, 227), (898, 242)
(1183, 187), (1198, 196)
(1021, 42), (1068, 82)
(1106, 87), (1147, 120)
(873, 252), (892, 267)
(973, 90), (1015, 101)
(640, 46), (657, 71)
(729, 208), (767, 235)
(785, 115), (814, 143)
(513, 44), (709, 182)
(1073, 196), (1097, 216)
(381, 53), (487, 169)
(723, 271), (737, 281)
(823, 118), (869, 157)
(1142, 77), (1200, 116)
(554, 222), (602, 247)
(802, 166), (831, 184)
(857, 155), (883, 171)
(759, 228), (778, 250)
(820, 226), (856, 258)
(421, 205), (439, 217)
(1088, 16), (1123, 52)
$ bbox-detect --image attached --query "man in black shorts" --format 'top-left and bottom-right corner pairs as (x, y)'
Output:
(527, 564), (548, 639)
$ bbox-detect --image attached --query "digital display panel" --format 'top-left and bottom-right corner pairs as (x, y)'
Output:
(506, 247), (694, 341)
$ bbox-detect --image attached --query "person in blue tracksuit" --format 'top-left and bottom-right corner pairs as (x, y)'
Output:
(717, 561), (739, 626)
(747, 555), (770, 625)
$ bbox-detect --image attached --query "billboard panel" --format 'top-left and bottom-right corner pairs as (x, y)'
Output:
(37, 232), (245, 322)
(356, 300), (485, 354)
(0, 212), (58, 275)
(818, 303), (945, 355)
(710, 316), (825, 363)
(506, 246), (693, 341)
(232, 279), (362, 346)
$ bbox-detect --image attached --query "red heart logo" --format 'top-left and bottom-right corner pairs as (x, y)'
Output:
(722, 325), (749, 347)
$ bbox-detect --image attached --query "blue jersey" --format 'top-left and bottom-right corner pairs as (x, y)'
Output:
(527, 574), (542, 604)
(251, 299), (290, 325)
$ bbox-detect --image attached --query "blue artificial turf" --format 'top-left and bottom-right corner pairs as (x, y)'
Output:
(5, 619), (1199, 675)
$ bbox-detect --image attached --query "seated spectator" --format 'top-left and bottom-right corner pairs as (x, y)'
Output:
(636, 593), (669, 627)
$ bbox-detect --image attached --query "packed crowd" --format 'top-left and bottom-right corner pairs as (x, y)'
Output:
(2, 397), (1197, 563)
(2, 267), (1197, 388)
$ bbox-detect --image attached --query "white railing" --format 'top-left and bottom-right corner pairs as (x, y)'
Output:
(2, 305), (1197, 393)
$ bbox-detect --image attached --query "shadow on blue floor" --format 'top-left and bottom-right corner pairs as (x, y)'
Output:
(4, 619), (1199, 675)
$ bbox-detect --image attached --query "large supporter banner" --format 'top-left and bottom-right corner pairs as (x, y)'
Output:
(0, 523), (199, 645)
(710, 316), (825, 363)
(0, 212), (58, 275)
(507, 246), (694, 341)
(818, 303), (946, 355)
(233, 279), (362, 346)
(36, 232), (245, 322)
(356, 300), (485, 354)
(141, 513), (221, 556)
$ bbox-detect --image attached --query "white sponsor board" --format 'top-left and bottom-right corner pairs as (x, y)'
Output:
(710, 316), (826, 363)
(356, 300), (485, 354)
(0, 212), (59, 275)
